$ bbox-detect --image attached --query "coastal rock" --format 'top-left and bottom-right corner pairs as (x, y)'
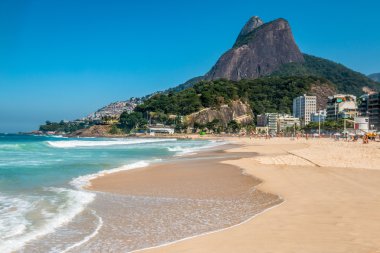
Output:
(69, 125), (114, 137)
(185, 100), (253, 127)
(204, 17), (304, 81)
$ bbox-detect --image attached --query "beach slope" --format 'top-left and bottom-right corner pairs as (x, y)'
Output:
(141, 138), (380, 253)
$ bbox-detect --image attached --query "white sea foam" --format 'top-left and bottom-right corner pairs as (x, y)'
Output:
(70, 161), (150, 189)
(49, 135), (66, 138)
(167, 140), (227, 156)
(46, 138), (177, 148)
(0, 188), (95, 253)
(61, 210), (103, 253)
(0, 195), (31, 240)
(0, 144), (21, 150)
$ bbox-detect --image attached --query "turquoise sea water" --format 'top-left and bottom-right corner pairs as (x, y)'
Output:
(0, 134), (218, 252)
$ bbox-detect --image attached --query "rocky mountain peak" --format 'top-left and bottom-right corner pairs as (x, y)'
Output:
(237, 16), (264, 38)
(204, 17), (304, 81)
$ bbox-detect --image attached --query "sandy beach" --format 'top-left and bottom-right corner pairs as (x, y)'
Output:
(90, 137), (380, 253)
(84, 146), (281, 252)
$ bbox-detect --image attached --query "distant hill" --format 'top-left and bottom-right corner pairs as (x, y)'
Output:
(271, 54), (380, 96)
(368, 73), (380, 82)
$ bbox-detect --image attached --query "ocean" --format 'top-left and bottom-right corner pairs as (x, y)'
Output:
(0, 134), (224, 252)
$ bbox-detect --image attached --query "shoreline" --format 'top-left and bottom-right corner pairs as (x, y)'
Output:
(130, 199), (286, 253)
(83, 142), (282, 252)
(78, 137), (380, 253)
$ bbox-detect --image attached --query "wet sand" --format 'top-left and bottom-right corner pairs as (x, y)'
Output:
(89, 149), (262, 200)
(79, 147), (281, 252)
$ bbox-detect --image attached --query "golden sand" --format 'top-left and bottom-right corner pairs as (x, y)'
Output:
(140, 137), (380, 253)
(90, 137), (380, 253)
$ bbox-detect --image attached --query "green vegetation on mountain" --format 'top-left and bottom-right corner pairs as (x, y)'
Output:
(169, 55), (379, 97)
(165, 76), (204, 93)
(135, 76), (327, 117)
(118, 111), (148, 132)
(39, 120), (89, 133)
(271, 54), (380, 96)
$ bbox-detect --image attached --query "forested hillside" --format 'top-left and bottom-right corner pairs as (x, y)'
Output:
(135, 76), (332, 117)
(272, 54), (380, 96)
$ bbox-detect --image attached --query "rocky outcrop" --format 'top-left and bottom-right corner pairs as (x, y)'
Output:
(204, 17), (304, 81)
(185, 100), (253, 127)
(69, 125), (118, 137)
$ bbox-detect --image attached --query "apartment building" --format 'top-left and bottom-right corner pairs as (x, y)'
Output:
(326, 94), (357, 120)
(293, 94), (317, 126)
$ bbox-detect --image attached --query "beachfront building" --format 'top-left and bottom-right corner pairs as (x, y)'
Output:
(311, 110), (327, 123)
(368, 92), (380, 130)
(292, 94), (317, 127)
(257, 113), (300, 134)
(354, 116), (369, 133)
(267, 113), (278, 134)
(256, 113), (278, 134)
(326, 94), (357, 121)
(256, 114), (268, 128)
(358, 94), (369, 116)
(148, 125), (175, 135)
(277, 115), (300, 133)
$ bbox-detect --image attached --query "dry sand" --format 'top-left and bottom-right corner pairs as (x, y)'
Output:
(91, 137), (380, 253)
(139, 137), (380, 253)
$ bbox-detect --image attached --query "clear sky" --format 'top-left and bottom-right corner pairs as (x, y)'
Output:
(1, 0), (380, 133)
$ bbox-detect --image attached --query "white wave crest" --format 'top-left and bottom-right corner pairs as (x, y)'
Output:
(46, 138), (177, 148)
(0, 188), (95, 253)
(0, 195), (31, 240)
(49, 135), (68, 138)
(70, 161), (150, 189)
(167, 140), (227, 156)
(0, 144), (21, 150)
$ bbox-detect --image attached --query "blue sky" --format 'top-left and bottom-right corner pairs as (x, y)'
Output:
(1, 0), (380, 132)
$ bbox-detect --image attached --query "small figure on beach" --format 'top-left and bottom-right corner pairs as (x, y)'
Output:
(363, 135), (369, 144)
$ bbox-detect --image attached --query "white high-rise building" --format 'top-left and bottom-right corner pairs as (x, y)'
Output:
(293, 94), (317, 126)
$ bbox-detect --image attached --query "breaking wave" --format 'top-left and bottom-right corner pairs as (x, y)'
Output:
(46, 138), (177, 148)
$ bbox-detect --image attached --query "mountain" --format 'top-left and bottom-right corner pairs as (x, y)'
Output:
(204, 17), (304, 81)
(41, 15), (380, 134)
(368, 73), (380, 82)
(170, 16), (379, 96)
